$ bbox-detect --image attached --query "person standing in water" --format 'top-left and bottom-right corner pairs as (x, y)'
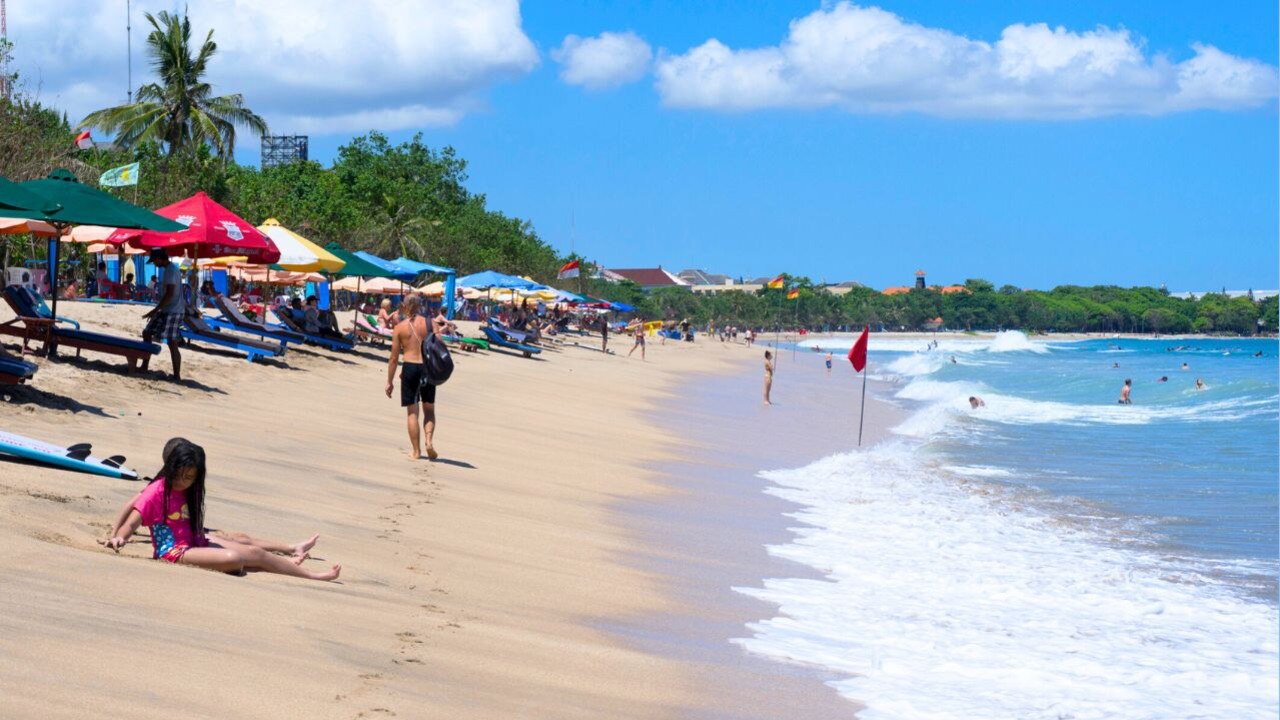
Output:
(1118, 378), (1132, 405)
(825, 352), (833, 373)
(386, 295), (438, 460)
(763, 350), (775, 405)
(1196, 378), (1206, 391)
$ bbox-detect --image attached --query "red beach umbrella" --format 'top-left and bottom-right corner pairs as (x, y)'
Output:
(105, 191), (280, 263)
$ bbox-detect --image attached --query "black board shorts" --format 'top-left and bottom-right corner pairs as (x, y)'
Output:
(400, 362), (436, 406)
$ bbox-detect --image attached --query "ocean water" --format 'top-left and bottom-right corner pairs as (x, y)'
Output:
(736, 333), (1279, 719)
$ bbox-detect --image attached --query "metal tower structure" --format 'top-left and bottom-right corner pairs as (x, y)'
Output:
(1, 0), (10, 100)
(260, 135), (309, 167)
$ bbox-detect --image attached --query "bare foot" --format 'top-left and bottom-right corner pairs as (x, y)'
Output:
(426, 445), (439, 461)
(292, 533), (319, 561)
(312, 564), (341, 581)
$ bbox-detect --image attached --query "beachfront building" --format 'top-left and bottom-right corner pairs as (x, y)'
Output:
(602, 267), (690, 291)
(821, 280), (866, 296)
(1170, 289), (1279, 301)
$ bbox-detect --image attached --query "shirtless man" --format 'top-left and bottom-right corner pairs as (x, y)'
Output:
(385, 295), (438, 460)
(1118, 378), (1132, 405)
(968, 396), (985, 409)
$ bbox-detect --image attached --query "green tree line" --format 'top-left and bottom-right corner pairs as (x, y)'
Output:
(581, 276), (1278, 336)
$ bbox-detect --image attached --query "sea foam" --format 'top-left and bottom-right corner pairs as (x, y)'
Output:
(734, 444), (1280, 719)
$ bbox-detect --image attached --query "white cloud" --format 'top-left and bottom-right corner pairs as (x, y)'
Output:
(654, 3), (1278, 118)
(552, 31), (652, 90)
(8, 0), (539, 136)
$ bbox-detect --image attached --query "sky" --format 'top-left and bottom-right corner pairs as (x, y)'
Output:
(8, 0), (1278, 291)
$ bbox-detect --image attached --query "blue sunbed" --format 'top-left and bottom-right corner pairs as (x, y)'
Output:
(0, 353), (37, 384)
(209, 295), (305, 346)
(1, 286), (160, 373)
(482, 326), (542, 358)
(269, 307), (355, 352)
(175, 314), (286, 363)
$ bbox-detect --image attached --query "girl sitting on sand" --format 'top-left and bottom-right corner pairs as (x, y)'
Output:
(102, 440), (340, 582)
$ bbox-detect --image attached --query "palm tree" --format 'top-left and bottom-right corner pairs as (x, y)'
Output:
(80, 11), (266, 158)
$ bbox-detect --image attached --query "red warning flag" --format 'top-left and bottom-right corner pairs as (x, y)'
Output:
(848, 325), (869, 372)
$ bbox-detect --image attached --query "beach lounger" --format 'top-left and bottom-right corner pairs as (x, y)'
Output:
(482, 326), (541, 358)
(1, 286), (159, 372)
(443, 334), (488, 352)
(269, 307), (355, 352)
(17, 287), (81, 330)
(0, 351), (37, 384)
(176, 313), (286, 363)
(209, 294), (306, 345)
(353, 314), (394, 345)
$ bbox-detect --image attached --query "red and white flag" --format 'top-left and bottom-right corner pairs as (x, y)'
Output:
(848, 325), (869, 372)
(557, 259), (581, 279)
(74, 130), (94, 150)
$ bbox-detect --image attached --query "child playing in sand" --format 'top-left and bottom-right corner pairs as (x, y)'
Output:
(102, 439), (340, 582)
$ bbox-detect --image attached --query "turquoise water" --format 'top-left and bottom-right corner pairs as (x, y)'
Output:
(738, 333), (1278, 718)
(888, 335), (1278, 593)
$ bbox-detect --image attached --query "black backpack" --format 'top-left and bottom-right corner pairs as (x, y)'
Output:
(421, 326), (454, 386)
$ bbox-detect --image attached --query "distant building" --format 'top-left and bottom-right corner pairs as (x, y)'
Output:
(677, 268), (732, 286)
(924, 316), (944, 330)
(1170, 289), (1279, 301)
(881, 269), (969, 295)
(602, 267), (689, 291)
(822, 280), (866, 296)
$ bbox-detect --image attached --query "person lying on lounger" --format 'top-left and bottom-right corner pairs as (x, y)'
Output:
(102, 438), (338, 582)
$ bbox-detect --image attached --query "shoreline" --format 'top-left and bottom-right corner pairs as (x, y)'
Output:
(606, 347), (907, 718)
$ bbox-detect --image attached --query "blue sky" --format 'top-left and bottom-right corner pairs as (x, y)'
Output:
(14, 1), (1279, 291)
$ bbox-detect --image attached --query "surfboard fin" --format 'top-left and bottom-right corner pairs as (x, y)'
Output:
(102, 456), (126, 469)
(66, 444), (92, 461)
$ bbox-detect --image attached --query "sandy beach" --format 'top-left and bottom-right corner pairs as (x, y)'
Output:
(0, 303), (897, 719)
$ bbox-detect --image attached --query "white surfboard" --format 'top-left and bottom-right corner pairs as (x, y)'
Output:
(0, 431), (139, 480)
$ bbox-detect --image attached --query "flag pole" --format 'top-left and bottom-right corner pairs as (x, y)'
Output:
(858, 356), (868, 447)
(792, 294), (799, 362)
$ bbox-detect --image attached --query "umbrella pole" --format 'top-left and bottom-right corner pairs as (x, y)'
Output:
(47, 225), (68, 342)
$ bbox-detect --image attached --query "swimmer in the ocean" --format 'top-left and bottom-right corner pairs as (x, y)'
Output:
(968, 396), (985, 409)
(1118, 379), (1132, 405)
(1196, 378), (1206, 391)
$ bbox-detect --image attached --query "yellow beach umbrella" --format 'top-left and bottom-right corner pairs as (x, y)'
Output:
(256, 218), (345, 272)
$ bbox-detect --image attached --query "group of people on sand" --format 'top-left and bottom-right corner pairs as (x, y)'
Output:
(101, 437), (341, 583)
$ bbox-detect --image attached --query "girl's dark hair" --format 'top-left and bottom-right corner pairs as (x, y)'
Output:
(157, 440), (206, 541)
(765, 350), (772, 359)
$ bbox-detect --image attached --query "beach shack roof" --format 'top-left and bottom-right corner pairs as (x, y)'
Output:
(603, 267), (688, 288)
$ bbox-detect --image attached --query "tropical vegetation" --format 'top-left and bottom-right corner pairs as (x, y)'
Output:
(79, 11), (267, 158)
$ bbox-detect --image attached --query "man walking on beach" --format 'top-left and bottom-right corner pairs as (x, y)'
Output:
(386, 295), (438, 460)
(141, 248), (185, 382)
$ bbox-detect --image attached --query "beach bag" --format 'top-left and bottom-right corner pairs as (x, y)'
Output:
(421, 330), (454, 386)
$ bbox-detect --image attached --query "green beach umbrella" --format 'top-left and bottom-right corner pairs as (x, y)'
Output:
(323, 242), (406, 333)
(6, 169), (185, 319)
(323, 243), (400, 278)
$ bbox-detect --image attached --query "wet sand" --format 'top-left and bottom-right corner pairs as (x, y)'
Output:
(609, 346), (904, 718)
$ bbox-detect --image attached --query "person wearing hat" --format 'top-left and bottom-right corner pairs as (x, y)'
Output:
(141, 248), (186, 381)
